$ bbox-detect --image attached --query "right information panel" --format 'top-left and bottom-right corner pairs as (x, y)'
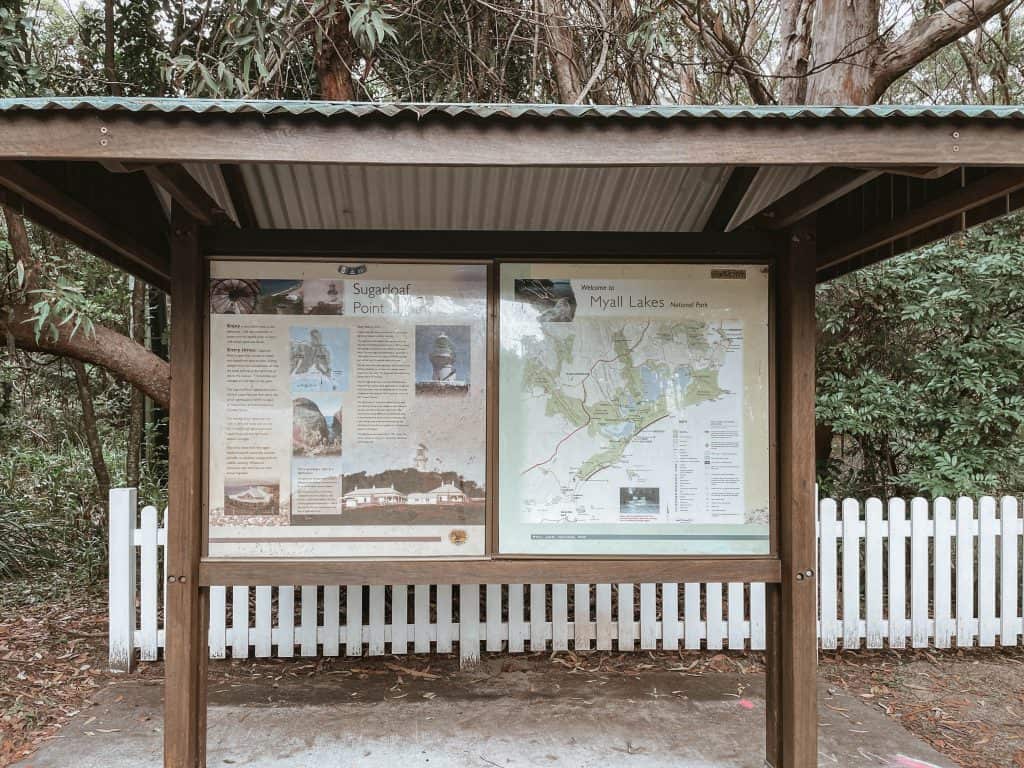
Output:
(498, 263), (771, 555)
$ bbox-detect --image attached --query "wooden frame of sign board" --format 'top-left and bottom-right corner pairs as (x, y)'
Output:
(189, 226), (816, 768)
(487, 257), (776, 559)
(200, 249), (779, 567)
(202, 256), (494, 562)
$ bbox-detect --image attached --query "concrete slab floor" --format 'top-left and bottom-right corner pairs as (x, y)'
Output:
(16, 662), (956, 768)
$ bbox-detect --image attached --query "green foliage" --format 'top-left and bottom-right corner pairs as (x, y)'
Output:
(162, 1), (397, 99)
(0, 0), (167, 99)
(817, 214), (1024, 499)
(0, 4), (40, 95)
(28, 279), (97, 342)
(0, 363), (167, 582)
(0, 442), (105, 580)
(1, 215), (166, 582)
(347, 0), (398, 51)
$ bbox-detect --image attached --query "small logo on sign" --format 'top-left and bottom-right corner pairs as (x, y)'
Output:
(711, 269), (747, 279)
(449, 529), (468, 545)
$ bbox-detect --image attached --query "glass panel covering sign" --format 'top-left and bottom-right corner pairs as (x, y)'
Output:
(498, 263), (770, 555)
(207, 261), (487, 558)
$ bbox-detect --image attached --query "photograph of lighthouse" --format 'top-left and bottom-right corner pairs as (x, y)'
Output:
(414, 324), (471, 394)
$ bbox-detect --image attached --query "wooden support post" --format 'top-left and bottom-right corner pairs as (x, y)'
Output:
(766, 219), (818, 767)
(164, 204), (208, 768)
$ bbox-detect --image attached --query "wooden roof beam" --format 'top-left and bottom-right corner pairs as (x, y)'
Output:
(849, 165), (955, 179)
(139, 163), (231, 226)
(703, 167), (758, 232)
(0, 185), (167, 290)
(818, 167), (1024, 274)
(751, 168), (882, 231)
(0, 161), (170, 289)
(0, 112), (1013, 166)
(203, 228), (784, 259)
(218, 164), (258, 229)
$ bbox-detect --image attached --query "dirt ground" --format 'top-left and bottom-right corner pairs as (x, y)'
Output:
(819, 646), (1024, 768)
(2, 580), (1022, 768)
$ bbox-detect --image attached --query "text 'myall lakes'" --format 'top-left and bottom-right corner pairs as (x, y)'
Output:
(580, 284), (708, 311)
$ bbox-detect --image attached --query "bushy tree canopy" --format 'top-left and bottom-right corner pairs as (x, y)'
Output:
(818, 215), (1024, 498)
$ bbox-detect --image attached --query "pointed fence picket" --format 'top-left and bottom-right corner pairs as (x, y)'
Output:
(108, 491), (1024, 671)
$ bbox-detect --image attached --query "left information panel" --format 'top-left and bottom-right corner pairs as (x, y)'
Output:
(207, 260), (488, 558)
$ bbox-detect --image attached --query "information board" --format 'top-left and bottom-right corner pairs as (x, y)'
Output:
(497, 263), (770, 555)
(207, 260), (488, 558)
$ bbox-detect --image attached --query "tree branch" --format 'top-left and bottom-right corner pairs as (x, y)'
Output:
(774, 0), (816, 104)
(673, 0), (775, 104)
(873, 0), (1016, 99)
(2, 303), (170, 410)
(2, 205), (37, 291)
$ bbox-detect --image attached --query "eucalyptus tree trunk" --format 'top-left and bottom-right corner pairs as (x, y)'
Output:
(104, 0), (122, 97)
(315, 11), (358, 100)
(471, 5), (496, 100)
(677, 61), (698, 105)
(537, 0), (581, 102)
(775, 0), (816, 104)
(802, 0), (1018, 104)
(805, 0), (881, 104)
(70, 359), (111, 502)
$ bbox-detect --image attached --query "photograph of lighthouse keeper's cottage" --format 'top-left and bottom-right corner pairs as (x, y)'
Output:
(336, 469), (484, 527)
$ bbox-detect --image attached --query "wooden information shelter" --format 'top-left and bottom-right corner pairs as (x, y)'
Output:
(2, 98), (1024, 768)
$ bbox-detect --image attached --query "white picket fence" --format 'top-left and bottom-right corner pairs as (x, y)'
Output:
(108, 488), (1024, 670)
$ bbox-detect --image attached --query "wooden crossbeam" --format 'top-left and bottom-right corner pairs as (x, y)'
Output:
(0, 161), (170, 289)
(703, 167), (758, 232)
(199, 556), (782, 586)
(818, 168), (1024, 272)
(142, 163), (230, 226)
(0, 186), (168, 289)
(751, 168), (881, 231)
(203, 228), (783, 258)
(219, 163), (258, 229)
(0, 111), (1007, 166)
(850, 165), (954, 179)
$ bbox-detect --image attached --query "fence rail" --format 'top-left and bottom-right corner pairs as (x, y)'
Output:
(108, 488), (1024, 670)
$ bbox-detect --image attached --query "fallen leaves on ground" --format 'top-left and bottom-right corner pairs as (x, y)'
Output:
(0, 586), (112, 766)
(820, 647), (1024, 768)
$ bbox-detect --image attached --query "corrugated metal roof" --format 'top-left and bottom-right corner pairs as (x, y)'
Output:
(2, 96), (932, 233)
(2, 96), (1024, 120)
(238, 163), (731, 231)
(172, 157), (819, 233)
